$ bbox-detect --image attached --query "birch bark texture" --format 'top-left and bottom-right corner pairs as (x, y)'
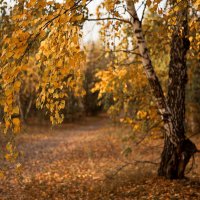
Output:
(125, 0), (181, 145)
(158, 1), (197, 178)
(125, 0), (197, 179)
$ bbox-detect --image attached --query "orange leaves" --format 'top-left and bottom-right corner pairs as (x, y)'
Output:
(1, 18), (32, 135)
(137, 111), (148, 120)
(82, 0), (87, 6)
(12, 107), (20, 115)
(1, 30), (30, 61)
(71, 14), (84, 22)
(35, 20), (85, 125)
(4, 142), (18, 162)
(37, 1), (47, 8)
(13, 81), (21, 92)
(26, 0), (37, 8)
(12, 118), (21, 133)
(146, 0), (152, 7)
(145, 0), (164, 15)
(105, 0), (115, 11)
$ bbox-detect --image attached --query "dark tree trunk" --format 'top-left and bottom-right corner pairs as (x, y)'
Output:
(125, 0), (198, 179)
(158, 3), (197, 179)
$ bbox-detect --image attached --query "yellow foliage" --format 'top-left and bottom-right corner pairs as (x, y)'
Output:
(137, 111), (148, 119)
(0, 0), (87, 129)
(12, 118), (20, 133)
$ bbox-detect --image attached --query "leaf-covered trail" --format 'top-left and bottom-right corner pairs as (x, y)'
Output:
(1, 116), (200, 199)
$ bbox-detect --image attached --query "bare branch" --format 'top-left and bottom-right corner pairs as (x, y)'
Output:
(141, 0), (147, 23)
(85, 17), (131, 24)
(106, 159), (159, 179)
(103, 49), (142, 57)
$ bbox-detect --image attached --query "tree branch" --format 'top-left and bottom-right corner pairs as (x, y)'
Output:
(106, 159), (159, 179)
(103, 49), (142, 57)
(85, 17), (131, 24)
(16, 0), (83, 65)
(141, 0), (147, 23)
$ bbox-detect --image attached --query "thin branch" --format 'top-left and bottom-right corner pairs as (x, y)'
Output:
(85, 17), (131, 24)
(134, 133), (150, 146)
(188, 132), (200, 139)
(118, 61), (142, 66)
(42, 0), (82, 30)
(136, 0), (146, 12)
(186, 155), (195, 174)
(106, 159), (159, 179)
(106, 162), (130, 179)
(25, 95), (33, 120)
(17, 94), (24, 123)
(141, 0), (147, 23)
(16, 0), (83, 65)
(103, 49), (142, 57)
(132, 159), (159, 165)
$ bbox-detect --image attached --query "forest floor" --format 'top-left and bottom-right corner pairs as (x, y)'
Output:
(0, 115), (200, 200)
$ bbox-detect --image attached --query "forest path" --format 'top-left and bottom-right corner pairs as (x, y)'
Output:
(1, 115), (200, 199)
(18, 115), (121, 179)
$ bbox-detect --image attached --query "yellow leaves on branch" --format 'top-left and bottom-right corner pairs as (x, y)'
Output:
(104, 0), (115, 11)
(14, 81), (21, 92)
(36, 22), (85, 124)
(2, 79), (21, 134)
(12, 118), (21, 133)
(0, 0), (87, 130)
(4, 142), (18, 162)
(137, 110), (148, 119)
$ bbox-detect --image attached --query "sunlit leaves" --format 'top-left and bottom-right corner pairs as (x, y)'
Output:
(1, 0), (87, 130)
(36, 23), (85, 124)
(5, 142), (18, 162)
(92, 58), (160, 135)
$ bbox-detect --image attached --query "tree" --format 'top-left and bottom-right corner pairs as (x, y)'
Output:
(158, 1), (196, 178)
(0, 0), (199, 179)
(94, 0), (199, 178)
(124, 0), (199, 179)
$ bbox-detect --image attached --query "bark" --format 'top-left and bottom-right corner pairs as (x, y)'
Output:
(125, 0), (180, 145)
(158, 2), (197, 179)
(125, 0), (197, 178)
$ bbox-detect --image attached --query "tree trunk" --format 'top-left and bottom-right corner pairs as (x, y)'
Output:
(158, 2), (197, 179)
(125, 0), (197, 179)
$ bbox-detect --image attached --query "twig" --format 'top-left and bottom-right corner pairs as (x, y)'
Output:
(188, 132), (200, 139)
(186, 154), (195, 174)
(103, 49), (142, 57)
(141, 0), (147, 23)
(131, 120), (162, 146)
(137, 0), (146, 12)
(132, 159), (159, 165)
(42, 0), (82, 30)
(17, 94), (24, 123)
(25, 95), (33, 120)
(85, 17), (131, 24)
(106, 159), (159, 179)
(106, 163), (130, 179)
(16, 0), (83, 65)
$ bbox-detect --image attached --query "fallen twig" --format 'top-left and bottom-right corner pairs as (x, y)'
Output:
(105, 159), (159, 179)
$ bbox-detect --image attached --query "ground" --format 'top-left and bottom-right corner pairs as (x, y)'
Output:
(0, 115), (200, 200)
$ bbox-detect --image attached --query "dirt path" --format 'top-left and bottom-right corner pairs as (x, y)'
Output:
(1, 116), (125, 199)
(0, 116), (200, 200)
